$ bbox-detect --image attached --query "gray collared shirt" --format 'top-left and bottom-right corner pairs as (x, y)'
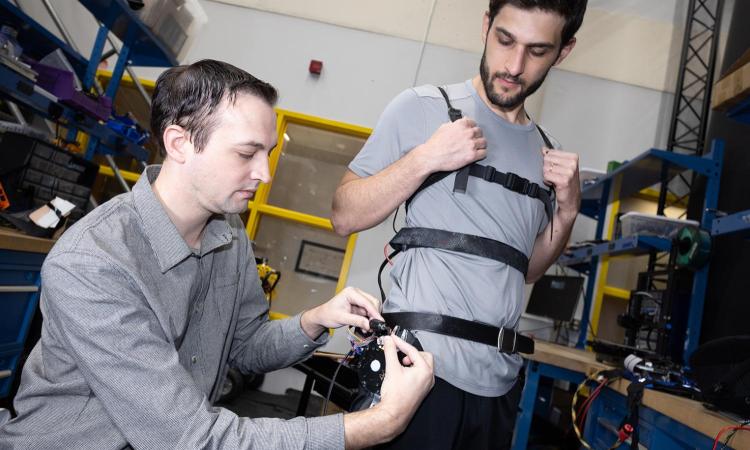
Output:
(0, 166), (344, 450)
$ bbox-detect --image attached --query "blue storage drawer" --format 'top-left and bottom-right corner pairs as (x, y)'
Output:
(0, 249), (45, 398)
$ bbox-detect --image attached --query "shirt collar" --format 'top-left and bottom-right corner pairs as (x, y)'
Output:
(133, 165), (234, 273)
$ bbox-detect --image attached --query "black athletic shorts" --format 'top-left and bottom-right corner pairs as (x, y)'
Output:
(378, 372), (525, 450)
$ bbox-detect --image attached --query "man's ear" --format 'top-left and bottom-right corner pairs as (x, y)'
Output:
(162, 125), (191, 163)
(554, 37), (576, 66)
(482, 11), (491, 46)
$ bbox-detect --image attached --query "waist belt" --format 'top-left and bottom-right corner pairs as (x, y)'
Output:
(383, 311), (534, 355)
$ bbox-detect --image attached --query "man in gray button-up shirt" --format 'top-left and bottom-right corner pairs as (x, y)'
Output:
(0, 60), (434, 449)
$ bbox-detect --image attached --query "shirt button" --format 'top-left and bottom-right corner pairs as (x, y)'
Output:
(303, 344), (310, 349)
(191, 356), (198, 364)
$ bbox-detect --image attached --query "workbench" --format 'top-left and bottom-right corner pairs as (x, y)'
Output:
(512, 341), (750, 449)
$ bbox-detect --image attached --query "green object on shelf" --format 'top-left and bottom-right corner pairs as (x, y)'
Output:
(607, 160), (623, 172)
(675, 226), (711, 269)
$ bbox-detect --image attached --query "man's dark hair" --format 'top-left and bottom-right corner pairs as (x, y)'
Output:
(488, 0), (587, 46)
(150, 59), (278, 156)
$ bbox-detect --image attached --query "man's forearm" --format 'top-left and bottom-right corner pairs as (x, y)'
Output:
(332, 146), (432, 236)
(343, 405), (399, 449)
(526, 208), (578, 283)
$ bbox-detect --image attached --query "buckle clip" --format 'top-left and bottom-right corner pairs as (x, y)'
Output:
(503, 172), (519, 191)
(497, 328), (517, 353)
(483, 166), (496, 182)
(527, 182), (539, 197)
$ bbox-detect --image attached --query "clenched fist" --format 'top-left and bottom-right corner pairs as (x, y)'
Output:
(541, 147), (580, 219)
(417, 117), (487, 173)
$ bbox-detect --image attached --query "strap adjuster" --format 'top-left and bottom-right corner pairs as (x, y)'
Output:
(482, 166), (496, 182)
(527, 183), (539, 197)
(448, 108), (462, 122)
(497, 327), (517, 353)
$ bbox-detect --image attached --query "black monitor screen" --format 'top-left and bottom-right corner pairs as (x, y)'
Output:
(525, 275), (584, 322)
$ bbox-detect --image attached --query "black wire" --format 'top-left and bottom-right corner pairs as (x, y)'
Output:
(321, 350), (353, 416)
(720, 419), (750, 450)
(392, 206), (399, 233)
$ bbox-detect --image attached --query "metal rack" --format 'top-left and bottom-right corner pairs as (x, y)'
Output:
(0, 0), (176, 163)
(559, 141), (723, 364)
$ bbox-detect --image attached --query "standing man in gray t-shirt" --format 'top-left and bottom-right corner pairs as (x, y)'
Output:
(333, 1), (587, 448)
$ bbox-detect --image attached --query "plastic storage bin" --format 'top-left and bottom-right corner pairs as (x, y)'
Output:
(620, 212), (699, 238)
(137, 0), (207, 62)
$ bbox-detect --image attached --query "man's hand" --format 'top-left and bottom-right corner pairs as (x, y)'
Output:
(541, 147), (580, 220)
(377, 335), (434, 430)
(300, 287), (383, 339)
(344, 335), (434, 449)
(417, 117), (487, 173)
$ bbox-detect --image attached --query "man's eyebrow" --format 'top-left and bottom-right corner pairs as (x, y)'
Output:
(235, 140), (266, 150)
(495, 26), (556, 49)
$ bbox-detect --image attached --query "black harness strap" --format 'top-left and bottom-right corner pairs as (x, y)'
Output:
(406, 86), (555, 234)
(377, 227), (529, 302)
(382, 311), (534, 355)
(391, 227), (528, 274)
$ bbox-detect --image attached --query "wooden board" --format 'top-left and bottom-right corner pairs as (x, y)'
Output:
(527, 341), (612, 376)
(0, 226), (55, 254)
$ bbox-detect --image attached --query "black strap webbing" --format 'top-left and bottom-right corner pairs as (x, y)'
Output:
(377, 227), (529, 301)
(391, 227), (528, 275)
(382, 312), (534, 355)
(407, 86), (555, 233)
(436, 86), (471, 194)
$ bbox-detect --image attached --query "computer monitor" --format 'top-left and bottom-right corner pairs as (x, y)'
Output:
(525, 275), (584, 322)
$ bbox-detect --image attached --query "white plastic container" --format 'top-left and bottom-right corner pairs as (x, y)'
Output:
(138, 0), (207, 62)
(619, 212), (699, 238)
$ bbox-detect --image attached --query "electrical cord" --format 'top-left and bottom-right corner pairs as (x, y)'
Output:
(571, 369), (622, 449)
(320, 349), (354, 416)
(716, 420), (750, 450)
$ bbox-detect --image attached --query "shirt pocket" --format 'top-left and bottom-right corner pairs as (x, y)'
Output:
(211, 271), (240, 322)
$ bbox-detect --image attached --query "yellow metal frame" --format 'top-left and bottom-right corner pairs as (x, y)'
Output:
(244, 109), (371, 294)
(95, 69), (370, 296)
(98, 165), (141, 183)
(589, 177), (623, 337)
(96, 69), (157, 92)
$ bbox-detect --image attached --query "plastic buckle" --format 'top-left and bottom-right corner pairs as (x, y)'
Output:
(503, 172), (517, 190)
(497, 328), (518, 353)
(527, 182), (539, 197)
(483, 166), (496, 182)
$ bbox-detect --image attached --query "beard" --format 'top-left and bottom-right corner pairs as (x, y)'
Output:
(479, 49), (550, 110)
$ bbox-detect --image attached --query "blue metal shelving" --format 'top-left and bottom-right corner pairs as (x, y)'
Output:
(0, 63), (148, 160)
(726, 96), (750, 125)
(0, 0), (175, 161)
(561, 142), (724, 360)
(712, 208), (750, 237)
(0, 0), (89, 79)
(559, 235), (672, 267)
(79, 0), (178, 68)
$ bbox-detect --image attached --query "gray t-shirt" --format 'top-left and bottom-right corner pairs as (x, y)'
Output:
(349, 80), (558, 397)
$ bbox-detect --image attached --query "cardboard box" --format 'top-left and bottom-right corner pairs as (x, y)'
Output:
(712, 47), (750, 111)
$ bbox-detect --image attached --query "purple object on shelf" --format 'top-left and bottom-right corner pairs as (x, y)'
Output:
(28, 60), (112, 121)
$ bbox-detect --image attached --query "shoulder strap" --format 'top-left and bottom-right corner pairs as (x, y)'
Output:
(535, 123), (554, 149)
(436, 86), (472, 194)
(404, 86), (463, 210)
(529, 118), (556, 240)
